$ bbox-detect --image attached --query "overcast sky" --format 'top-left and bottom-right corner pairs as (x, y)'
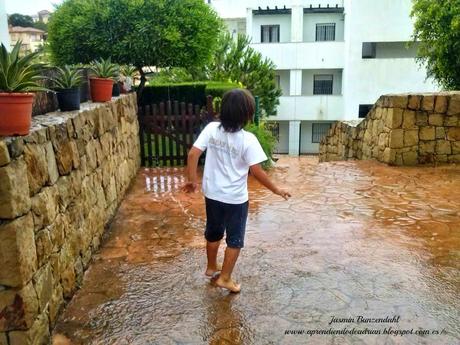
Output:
(5, 0), (63, 15)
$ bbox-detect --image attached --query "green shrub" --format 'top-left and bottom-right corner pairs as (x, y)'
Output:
(138, 81), (239, 106)
(245, 122), (276, 170)
(205, 81), (240, 98)
(138, 82), (207, 106)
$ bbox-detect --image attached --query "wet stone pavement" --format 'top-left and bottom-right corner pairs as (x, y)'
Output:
(52, 157), (460, 345)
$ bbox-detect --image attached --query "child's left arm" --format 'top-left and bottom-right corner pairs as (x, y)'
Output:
(182, 146), (203, 193)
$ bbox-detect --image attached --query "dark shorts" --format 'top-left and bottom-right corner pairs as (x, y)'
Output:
(205, 197), (249, 249)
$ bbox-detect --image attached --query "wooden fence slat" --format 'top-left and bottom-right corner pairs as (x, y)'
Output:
(167, 101), (174, 167)
(146, 104), (153, 167)
(173, 101), (181, 165)
(152, 104), (159, 167)
(187, 103), (194, 164)
(159, 102), (167, 167)
(139, 106), (146, 166)
(180, 102), (187, 164)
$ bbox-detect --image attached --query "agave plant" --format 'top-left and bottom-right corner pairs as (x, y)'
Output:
(49, 65), (83, 90)
(89, 58), (119, 79)
(120, 65), (139, 80)
(0, 41), (47, 93)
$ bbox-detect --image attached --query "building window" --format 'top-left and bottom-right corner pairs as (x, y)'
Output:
(261, 25), (280, 43)
(313, 75), (333, 95)
(316, 23), (335, 41)
(312, 123), (332, 143)
(275, 75), (281, 88)
(359, 104), (373, 118)
(266, 122), (280, 141)
(362, 42), (376, 58)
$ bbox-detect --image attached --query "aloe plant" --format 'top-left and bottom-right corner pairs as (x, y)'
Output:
(120, 65), (138, 79)
(0, 41), (47, 92)
(49, 65), (83, 90)
(89, 58), (119, 79)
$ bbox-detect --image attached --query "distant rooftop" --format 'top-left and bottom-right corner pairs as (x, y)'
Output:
(9, 26), (46, 34)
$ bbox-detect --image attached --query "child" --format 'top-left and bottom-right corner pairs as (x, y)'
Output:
(182, 89), (290, 293)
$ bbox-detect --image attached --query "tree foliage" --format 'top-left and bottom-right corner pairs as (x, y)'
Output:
(206, 33), (282, 117)
(8, 13), (34, 27)
(411, 0), (460, 89)
(47, 0), (222, 96)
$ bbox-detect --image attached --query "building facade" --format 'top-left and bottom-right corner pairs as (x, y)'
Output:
(9, 26), (45, 53)
(0, 0), (9, 48)
(208, 0), (439, 155)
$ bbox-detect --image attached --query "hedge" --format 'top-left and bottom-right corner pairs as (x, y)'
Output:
(138, 81), (240, 106)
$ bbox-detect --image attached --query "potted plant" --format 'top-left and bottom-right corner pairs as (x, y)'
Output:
(49, 66), (83, 111)
(0, 41), (46, 136)
(89, 58), (118, 102)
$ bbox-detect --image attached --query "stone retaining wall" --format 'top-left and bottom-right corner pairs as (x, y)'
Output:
(319, 92), (460, 165)
(0, 94), (140, 344)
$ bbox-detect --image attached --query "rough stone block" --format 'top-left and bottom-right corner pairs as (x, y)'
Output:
(23, 143), (49, 196)
(404, 129), (419, 146)
(448, 154), (460, 163)
(419, 141), (436, 154)
(382, 147), (395, 164)
(31, 186), (59, 231)
(386, 108), (403, 129)
(49, 283), (63, 326)
(55, 141), (75, 176)
(0, 141), (10, 167)
(0, 159), (31, 219)
(408, 95), (421, 110)
(402, 110), (416, 129)
(389, 129), (404, 149)
(436, 127), (446, 139)
(402, 151), (418, 165)
(44, 141), (59, 185)
(452, 142), (460, 154)
(389, 95), (408, 109)
(8, 308), (49, 345)
(444, 115), (458, 127)
(0, 282), (38, 331)
(415, 111), (428, 126)
(428, 113), (444, 126)
(436, 140), (452, 155)
(434, 95), (448, 113)
(32, 264), (53, 312)
(0, 213), (37, 287)
(446, 127), (460, 141)
(419, 127), (436, 141)
(35, 229), (52, 268)
(421, 95), (435, 111)
(447, 94), (460, 115)
(0, 332), (7, 345)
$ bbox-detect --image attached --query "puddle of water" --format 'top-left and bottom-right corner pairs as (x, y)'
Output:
(53, 156), (460, 345)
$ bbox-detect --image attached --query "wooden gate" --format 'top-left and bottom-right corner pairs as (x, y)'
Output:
(138, 96), (216, 167)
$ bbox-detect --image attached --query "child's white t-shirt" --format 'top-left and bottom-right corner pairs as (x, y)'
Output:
(193, 122), (267, 204)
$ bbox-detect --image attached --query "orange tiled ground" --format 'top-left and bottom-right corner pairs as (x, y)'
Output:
(53, 156), (460, 345)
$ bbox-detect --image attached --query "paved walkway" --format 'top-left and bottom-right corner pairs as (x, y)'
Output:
(53, 157), (460, 345)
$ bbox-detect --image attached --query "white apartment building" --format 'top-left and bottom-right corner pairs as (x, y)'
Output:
(0, 0), (9, 48)
(208, 0), (439, 155)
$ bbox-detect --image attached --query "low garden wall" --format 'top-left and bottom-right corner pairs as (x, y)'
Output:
(319, 92), (460, 165)
(0, 94), (140, 344)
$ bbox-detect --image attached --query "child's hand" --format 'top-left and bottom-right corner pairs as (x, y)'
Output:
(275, 188), (291, 200)
(181, 182), (198, 193)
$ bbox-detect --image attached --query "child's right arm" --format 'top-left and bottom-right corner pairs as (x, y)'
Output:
(249, 164), (291, 200)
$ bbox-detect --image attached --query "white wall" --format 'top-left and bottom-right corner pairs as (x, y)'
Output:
(252, 14), (291, 43)
(302, 69), (342, 95)
(342, 0), (438, 119)
(275, 70), (290, 96)
(0, 0), (9, 49)
(274, 95), (343, 121)
(303, 13), (344, 42)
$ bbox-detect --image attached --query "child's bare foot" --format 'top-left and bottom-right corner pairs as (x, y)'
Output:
(205, 265), (222, 277)
(215, 275), (241, 293)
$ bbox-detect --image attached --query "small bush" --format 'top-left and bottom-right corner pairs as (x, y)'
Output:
(205, 81), (240, 98)
(245, 122), (276, 170)
(138, 82), (207, 106)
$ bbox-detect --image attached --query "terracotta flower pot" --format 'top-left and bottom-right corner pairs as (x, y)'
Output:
(89, 77), (114, 102)
(0, 93), (34, 136)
